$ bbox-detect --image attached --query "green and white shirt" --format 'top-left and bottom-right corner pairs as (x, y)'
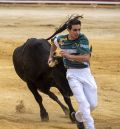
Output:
(52, 33), (91, 69)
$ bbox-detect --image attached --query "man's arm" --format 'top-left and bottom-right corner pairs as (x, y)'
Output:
(60, 50), (90, 62)
(68, 54), (90, 62)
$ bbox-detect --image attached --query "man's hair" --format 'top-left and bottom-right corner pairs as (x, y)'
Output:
(46, 14), (83, 40)
(67, 17), (81, 30)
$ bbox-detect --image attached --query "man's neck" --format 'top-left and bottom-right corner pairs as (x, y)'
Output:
(68, 34), (79, 41)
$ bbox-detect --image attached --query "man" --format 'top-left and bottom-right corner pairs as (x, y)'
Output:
(48, 15), (97, 129)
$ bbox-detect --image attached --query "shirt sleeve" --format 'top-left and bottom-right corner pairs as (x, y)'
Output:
(51, 36), (60, 48)
(77, 35), (90, 55)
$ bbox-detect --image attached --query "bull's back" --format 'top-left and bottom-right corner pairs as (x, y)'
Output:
(13, 45), (26, 81)
(13, 38), (51, 82)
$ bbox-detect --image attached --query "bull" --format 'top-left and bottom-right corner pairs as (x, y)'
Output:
(12, 38), (75, 122)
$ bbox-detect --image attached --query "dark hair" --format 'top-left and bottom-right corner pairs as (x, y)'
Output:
(46, 14), (83, 40)
(67, 17), (81, 30)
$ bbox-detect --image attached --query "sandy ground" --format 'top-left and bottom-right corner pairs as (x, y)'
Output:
(0, 4), (120, 129)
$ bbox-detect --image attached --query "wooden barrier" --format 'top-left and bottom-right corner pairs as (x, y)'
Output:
(0, 0), (120, 5)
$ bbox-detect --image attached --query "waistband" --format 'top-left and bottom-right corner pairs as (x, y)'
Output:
(66, 65), (88, 69)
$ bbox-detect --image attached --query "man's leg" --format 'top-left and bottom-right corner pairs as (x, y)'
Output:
(82, 72), (98, 111)
(67, 76), (95, 129)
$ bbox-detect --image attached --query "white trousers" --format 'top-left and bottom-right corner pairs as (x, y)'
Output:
(66, 68), (97, 129)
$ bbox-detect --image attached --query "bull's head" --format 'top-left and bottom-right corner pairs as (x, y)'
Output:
(48, 59), (58, 67)
(48, 51), (62, 67)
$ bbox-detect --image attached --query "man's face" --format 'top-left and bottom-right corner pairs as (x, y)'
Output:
(68, 24), (81, 40)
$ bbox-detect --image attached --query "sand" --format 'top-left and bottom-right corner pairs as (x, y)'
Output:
(0, 4), (120, 129)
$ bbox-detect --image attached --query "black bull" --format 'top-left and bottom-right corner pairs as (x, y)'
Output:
(12, 38), (75, 122)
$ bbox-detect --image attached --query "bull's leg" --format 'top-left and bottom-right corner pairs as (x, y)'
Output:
(58, 89), (76, 123)
(45, 91), (69, 115)
(62, 96), (75, 122)
(27, 82), (49, 121)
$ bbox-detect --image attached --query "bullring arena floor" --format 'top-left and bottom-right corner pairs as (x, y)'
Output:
(0, 3), (120, 129)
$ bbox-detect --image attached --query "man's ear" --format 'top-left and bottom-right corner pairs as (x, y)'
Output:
(67, 28), (70, 33)
(90, 45), (92, 57)
(90, 45), (92, 53)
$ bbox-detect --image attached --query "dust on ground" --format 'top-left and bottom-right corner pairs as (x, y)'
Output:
(0, 4), (120, 129)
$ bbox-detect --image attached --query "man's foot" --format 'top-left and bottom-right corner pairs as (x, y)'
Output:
(71, 112), (85, 129)
(76, 122), (85, 129)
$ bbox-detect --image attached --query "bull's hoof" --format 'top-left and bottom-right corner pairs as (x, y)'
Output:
(41, 117), (49, 122)
(70, 112), (76, 123)
(41, 112), (49, 122)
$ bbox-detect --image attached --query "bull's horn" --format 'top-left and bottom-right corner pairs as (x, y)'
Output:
(48, 60), (58, 67)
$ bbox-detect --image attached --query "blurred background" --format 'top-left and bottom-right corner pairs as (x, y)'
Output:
(0, 1), (120, 129)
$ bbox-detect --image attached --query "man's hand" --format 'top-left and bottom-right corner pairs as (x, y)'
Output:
(60, 50), (71, 59)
